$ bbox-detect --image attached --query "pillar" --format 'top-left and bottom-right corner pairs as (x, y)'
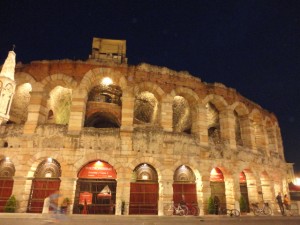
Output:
(68, 89), (86, 135)
(240, 115), (255, 150)
(219, 108), (236, 149)
(23, 91), (48, 134)
(198, 104), (209, 148)
(161, 94), (173, 132)
(115, 167), (131, 215)
(120, 90), (134, 155)
(12, 177), (32, 212)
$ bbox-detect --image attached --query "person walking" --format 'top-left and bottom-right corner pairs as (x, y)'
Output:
(276, 192), (285, 216)
(283, 194), (292, 216)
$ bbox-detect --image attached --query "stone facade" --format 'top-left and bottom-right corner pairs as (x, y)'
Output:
(0, 38), (290, 215)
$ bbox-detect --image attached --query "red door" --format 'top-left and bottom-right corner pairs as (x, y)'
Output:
(129, 183), (158, 215)
(173, 183), (197, 215)
(27, 178), (60, 213)
(0, 178), (14, 212)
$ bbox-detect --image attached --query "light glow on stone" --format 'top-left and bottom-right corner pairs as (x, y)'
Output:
(102, 77), (113, 86)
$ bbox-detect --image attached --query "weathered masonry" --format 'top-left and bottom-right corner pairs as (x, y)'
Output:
(0, 38), (293, 215)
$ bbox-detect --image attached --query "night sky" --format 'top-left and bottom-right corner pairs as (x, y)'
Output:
(1, 1), (300, 172)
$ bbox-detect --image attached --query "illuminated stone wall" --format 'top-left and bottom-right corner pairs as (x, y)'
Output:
(0, 56), (288, 215)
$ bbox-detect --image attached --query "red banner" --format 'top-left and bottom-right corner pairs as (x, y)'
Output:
(79, 192), (92, 205)
(78, 161), (117, 179)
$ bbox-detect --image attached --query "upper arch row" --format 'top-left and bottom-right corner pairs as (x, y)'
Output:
(14, 69), (277, 125)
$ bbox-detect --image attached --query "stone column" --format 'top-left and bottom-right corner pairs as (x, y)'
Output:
(120, 90), (134, 155)
(159, 179), (173, 216)
(219, 108), (236, 149)
(115, 167), (131, 215)
(161, 94), (173, 132)
(199, 172), (211, 215)
(68, 89), (86, 135)
(12, 177), (32, 212)
(230, 172), (241, 210)
(23, 91), (48, 134)
(240, 115), (255, 150)
(198, 104), (209, 148)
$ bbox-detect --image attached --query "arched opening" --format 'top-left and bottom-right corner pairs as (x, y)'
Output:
(134, 91), (158, 124)
(47, 86), (72, 125)
(73, 160), (117, 214)
(239, 171), (250, 212)
(251, 111), (266, 152)
(85, 82), (122, 128)
(172, 96), (192, 134)
(129, 163), (158, 215)
(234, 110), (243, 146)
(27, 158), (61, 213)
(210, 167), (226, 213)
(173, 165), (198, 215)
(84, 112), (120, 128)
(207, 103), (221, 145)
(266, 120), (276, 156)
(0, 158), (15, 212)
(9, 83), (32, 124)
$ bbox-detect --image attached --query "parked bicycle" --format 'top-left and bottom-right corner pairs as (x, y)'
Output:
(220, 208), (240, 217)
(183, 202), (200, 216)
(251, 202), (272, 216)
(164, 202), (188, 216)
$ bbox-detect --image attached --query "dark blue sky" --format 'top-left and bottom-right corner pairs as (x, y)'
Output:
(1, 0), (300, 172)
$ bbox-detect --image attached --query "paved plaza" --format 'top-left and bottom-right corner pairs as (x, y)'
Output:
(0, 214), (300, 225)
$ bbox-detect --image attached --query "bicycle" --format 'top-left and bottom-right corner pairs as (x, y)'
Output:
(251, 202), (272, 216)
(183, 202), (200, 216)
(220, 208), (240, 217)
(164, 202), (188, 216)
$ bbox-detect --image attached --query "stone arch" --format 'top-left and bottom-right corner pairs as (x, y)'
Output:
(129, 157), (162, 180)
(202, 94), (228, 111)
(133, 82), (165, 101)
(170, 87), (200, 134)
(0, 158), (15, 177)
(133, 82), (165, 125)
(265, 117), (277, 156)
(40, 74), (76, 125)
(229, 102), (250, 147)
(79, 68), (127, 94)
(41, 73), (77, 92)
(73, 152), (119, 175)
(15, 72), (37, 87)
(230, 101), (249, 116)
(249, 109), (266, 152)
(202, 95), (229, 146)
(79, 69), (126, 129)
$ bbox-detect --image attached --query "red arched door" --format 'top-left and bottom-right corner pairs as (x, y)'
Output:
(27, 158), (61, 213)
(0, 158), (15, 212)
(129, 164), (158, 215)
(74, 160), (117, 214)
(173, 165), (198, 215)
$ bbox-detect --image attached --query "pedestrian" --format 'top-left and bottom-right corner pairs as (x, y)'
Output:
(276, 192), (285, 216)
(213, 195), (220, 215)
(48, 190), (62, 222)
(283, 194), (292, 216)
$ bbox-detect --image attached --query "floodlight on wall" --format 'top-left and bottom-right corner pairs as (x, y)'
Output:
(101, 77), (113, 86)
(47, 157), (53, 163)
(295, 178), (300, 186)
(5, 157), (10, 161)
